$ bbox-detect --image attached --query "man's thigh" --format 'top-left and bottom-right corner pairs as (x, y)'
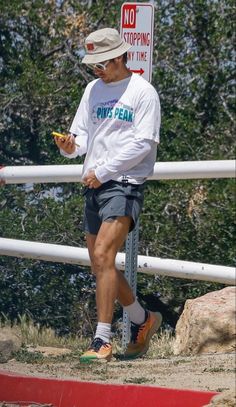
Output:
(95, 216), (132, 259)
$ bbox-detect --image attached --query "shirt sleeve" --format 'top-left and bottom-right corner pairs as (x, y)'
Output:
(95, 138), (155, 183)
(134, 95), (161, 142)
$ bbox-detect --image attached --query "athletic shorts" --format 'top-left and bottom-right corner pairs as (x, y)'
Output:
(82, 180), (145, 235)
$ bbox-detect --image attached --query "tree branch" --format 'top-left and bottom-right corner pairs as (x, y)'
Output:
(42, 44), (65, 58)
(219, 94), (235, 123)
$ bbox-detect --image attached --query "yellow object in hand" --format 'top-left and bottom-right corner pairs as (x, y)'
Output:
(52, 131), (67, 139)
(52, 131), (80, 147)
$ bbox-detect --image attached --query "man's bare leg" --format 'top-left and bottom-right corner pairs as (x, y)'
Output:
(86, 227), (135, 318)
(81, 217), (161, 361)
(86, 216), (134, 323)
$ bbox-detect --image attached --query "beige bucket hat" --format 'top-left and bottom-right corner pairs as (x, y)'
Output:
(82, 28), (132, 64)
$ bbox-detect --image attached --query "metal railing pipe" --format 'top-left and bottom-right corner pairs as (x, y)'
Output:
(151, 160), (235, 180)
(0, 160), (235, 184)
(0, 238), (234, 285)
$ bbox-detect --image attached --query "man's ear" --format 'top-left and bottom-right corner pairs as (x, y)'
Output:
(114, 55), (123, 64)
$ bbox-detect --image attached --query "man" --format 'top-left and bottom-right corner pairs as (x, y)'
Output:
(54, 28), (162, 362)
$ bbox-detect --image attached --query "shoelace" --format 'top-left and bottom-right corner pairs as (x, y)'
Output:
(130, 322), (145, 343)
(130, 311), (149, 343)
(89, 337), (109, 351)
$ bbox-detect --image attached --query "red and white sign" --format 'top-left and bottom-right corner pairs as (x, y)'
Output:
(120, 2), (154, 82)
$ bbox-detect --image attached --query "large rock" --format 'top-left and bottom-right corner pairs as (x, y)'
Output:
(0, 326), (22, 362)
(204, 390), (236, 407)
(173, 286), (236, 355)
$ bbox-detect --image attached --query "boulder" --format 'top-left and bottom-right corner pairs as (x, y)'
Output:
(0, 326), (22, 362)
(204, 390), (236, 407)
(173, 286), (236, 355)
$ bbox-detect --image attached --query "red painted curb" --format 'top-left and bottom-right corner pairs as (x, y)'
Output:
(0, 371), (217, 407)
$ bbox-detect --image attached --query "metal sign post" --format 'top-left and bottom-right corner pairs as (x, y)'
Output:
(122, 220), (139, 349)
(120, 2), (154, 82)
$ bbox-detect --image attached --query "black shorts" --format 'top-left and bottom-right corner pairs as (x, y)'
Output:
(82, 180), (145, 235)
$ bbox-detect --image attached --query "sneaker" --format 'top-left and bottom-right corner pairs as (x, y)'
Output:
(123, 311), (162, 360)
(80, 337), (112, 362)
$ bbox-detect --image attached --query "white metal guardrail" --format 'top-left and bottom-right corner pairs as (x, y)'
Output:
(0, 160), (235, 286)
(0, 160), (235, 184)
(0, 237), (234, 285)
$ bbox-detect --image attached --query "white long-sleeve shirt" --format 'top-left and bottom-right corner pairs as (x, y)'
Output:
(61, 73), (161, 184)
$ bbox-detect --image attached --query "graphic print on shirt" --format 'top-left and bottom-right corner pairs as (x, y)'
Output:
(91, 99), (134, 126)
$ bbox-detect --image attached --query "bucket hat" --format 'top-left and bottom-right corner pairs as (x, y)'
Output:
(82, 28), (132, 64)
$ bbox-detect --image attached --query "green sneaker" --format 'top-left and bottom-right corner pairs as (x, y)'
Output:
(80, 337), (112, 362)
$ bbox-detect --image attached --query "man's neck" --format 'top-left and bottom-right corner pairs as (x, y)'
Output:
(113, 66), (132, 82)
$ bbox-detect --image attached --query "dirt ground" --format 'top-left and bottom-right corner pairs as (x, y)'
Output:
(0, 351), (235, 394)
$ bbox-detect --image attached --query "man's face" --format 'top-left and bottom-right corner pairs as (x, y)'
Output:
(89, 58), (123, 83)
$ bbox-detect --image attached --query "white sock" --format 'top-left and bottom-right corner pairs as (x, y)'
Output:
(94, 322), (111, 343)
(124, 298), (146, 325)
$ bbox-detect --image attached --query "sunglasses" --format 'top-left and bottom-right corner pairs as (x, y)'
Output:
(87, 60), (111, 71)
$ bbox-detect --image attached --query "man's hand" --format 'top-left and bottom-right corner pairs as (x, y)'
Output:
(54, 134), (76, 154)
(83, 170), (102, 189)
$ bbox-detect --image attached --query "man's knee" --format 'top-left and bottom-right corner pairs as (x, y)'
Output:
(93, 246), (114, 273)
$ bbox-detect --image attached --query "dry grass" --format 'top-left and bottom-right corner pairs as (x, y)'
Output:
(1, 314), (174, 358)
(147, 329), (175, 358)
(1, 314), (85, 350)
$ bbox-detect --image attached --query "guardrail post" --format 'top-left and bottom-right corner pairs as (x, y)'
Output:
(122, 220), (139, 349)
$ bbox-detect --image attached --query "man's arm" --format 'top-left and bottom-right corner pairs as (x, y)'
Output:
(83, 138), (154, 189)
(94, 138), (155, 183)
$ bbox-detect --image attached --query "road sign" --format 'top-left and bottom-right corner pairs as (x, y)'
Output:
(120, 2), (154, 82)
